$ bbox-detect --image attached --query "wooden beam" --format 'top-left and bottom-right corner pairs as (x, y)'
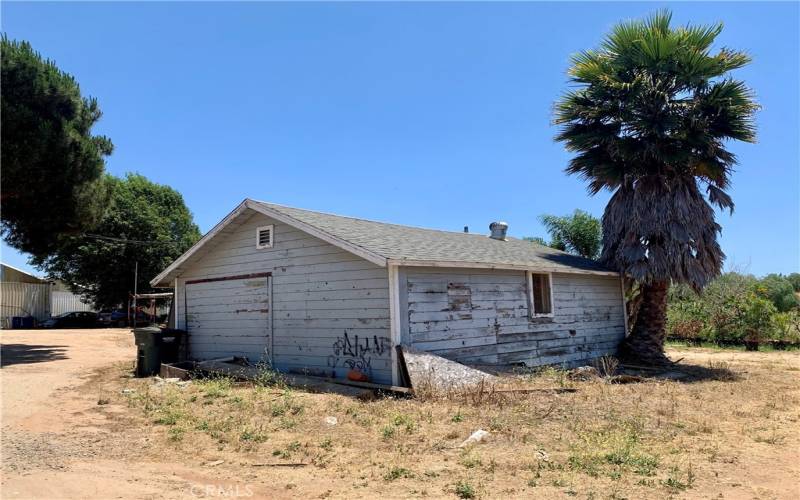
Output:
(185, 272), (272, 285)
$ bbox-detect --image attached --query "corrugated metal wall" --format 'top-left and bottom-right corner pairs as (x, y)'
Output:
(0, 283), (52, 324)
(0, 283), (95, 327)
(51, 290), (94, 316)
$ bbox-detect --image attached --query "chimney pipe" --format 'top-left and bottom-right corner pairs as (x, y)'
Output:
(489, 221), (508, 241)
(463, 226), (469, 233)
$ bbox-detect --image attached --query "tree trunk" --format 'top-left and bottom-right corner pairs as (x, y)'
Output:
(620, 280), (671, 366)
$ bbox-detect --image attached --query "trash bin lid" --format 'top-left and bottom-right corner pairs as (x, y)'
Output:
(133, 326), (162, 335)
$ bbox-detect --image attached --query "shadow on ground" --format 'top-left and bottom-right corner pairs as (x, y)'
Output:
(618, 361), (742, 383)
(0, 344), (68, 367)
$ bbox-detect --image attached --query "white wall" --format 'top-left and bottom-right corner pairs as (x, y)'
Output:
(0, 282), (51, 325)
(51, 290), (94, 316)
(404, 268), (625, 367)
(176, 209), (393, 384)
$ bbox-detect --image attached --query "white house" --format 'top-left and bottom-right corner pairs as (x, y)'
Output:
(151, 200), (626, 385)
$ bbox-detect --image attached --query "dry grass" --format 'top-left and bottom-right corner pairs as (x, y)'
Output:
(117, 348), (800, 498)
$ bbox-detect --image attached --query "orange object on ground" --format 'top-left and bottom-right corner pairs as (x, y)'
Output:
(347, 370), (369, 382)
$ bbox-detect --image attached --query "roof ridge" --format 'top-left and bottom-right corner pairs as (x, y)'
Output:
(1, 261), (45, 280)
(251, 199), (501, 239)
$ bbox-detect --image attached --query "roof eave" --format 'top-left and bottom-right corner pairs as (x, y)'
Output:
(150, 199), (389, 288)
(149, 200), (251, 287)
(248, 201), (387, 267)
(386, 258), (620, 276)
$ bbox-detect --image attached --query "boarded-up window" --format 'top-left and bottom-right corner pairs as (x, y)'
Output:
(527, 272), (553, 316)
(447, 283), (472, 311)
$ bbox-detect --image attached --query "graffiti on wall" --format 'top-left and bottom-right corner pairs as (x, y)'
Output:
(327, 331), (391, 375)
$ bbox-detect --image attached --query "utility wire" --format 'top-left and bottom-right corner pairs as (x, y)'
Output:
(84, 233), (179, 246)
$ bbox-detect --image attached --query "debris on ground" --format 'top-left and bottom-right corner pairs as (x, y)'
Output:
(324, 416), (338, 426)
(250, 462), (308, 467)
(121, 388), (135, 394)
(159, 361), (196, 380)
(347, 369), (369, 382)
(399, 346), (496, 393)
(535, 449), (550, 462)
(493, 387), (576, 394)
(567, 366), (600, 381)
(459, 429), (490, 447)
(608, 374), (646, 384)
(197, 360), (375, 399)
(204, 460), (224, 467)
(153, 376), (192, 388)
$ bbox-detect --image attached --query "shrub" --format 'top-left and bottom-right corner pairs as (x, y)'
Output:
(666, 272), (792, 347)
(770, 311), (800, 345)
(736, 294), (776, 347)
(454, 480), (476, 499)
(755, 274), (799, 312)
(667, 300), (709, 344)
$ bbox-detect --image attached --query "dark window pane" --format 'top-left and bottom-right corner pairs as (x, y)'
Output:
(532, 274), (552, 315)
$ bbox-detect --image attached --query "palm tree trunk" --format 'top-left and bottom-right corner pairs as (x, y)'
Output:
(620, 280), (671, 366)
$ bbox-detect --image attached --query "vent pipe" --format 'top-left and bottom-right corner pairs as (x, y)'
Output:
(463, 226), (469, 233)
(489, 221), (508, 241)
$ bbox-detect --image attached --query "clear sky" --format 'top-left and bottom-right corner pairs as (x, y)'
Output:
(2, 1), (798, 278)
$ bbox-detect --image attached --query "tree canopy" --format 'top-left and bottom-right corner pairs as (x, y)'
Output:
(538, 210), (602, 260)
(33, 174), (201, 309)
(1, 36), (112, 259)
(756, 274), (799, 312)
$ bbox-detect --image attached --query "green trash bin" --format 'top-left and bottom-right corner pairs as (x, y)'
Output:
(133, 327), (162, 377)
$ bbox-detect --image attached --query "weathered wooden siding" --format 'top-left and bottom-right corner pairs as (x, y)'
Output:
(404, 268), (624, 367)
(175, 209), (393, 384)
(185, 276), (272, 363)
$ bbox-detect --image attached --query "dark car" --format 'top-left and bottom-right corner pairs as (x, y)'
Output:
(97, 309), (154, 327)
(98, 309), (129, 327)
(41, 311), (99, 329)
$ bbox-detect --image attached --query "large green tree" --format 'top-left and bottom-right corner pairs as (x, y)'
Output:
(33, 174), (201, 308)
(554, 11), (758, 364)
(1, 37), (112, 258)
(756, 274), (799, 312)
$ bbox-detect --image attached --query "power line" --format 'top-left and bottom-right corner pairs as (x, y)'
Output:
(84, 234), (178, 246)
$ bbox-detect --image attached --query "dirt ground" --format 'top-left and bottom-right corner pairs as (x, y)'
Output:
(1, 329), (799, 499)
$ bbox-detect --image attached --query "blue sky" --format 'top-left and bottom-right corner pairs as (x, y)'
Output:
(2, 1), (798, 278)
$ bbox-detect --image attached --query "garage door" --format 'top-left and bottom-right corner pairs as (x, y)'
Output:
(185, 273), (272, 364)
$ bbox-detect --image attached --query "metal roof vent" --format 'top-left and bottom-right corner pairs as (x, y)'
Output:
(489, 221), (508, 241)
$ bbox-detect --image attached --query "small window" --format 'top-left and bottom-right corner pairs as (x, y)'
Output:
(256, 225), (274, 249)
(527, 272), (553, 317)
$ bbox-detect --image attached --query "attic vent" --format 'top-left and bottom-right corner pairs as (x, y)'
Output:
(256, 225), (273, 249)
(489, 221), (508, 241)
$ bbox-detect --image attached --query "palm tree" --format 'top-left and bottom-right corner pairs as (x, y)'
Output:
(554, 11), (758, 364)
(539, 210), (602, 260)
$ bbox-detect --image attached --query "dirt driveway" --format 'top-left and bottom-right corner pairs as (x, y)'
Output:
(2, 330), (799, 499)
(2, 329), (134, 427)
(0, 328), (240, 499)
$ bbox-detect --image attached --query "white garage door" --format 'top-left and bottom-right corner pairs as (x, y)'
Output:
(185, 273), (272, 364)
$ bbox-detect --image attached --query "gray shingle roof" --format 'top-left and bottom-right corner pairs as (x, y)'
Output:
(252, 200), (614, 275)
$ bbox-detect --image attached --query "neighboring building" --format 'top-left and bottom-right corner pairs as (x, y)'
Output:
(151, 199), (626, 385)
(1, 263), (48, 284)
(1, 263), (94, 327)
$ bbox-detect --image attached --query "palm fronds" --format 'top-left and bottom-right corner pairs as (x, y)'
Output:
(554, 10), (758, 290)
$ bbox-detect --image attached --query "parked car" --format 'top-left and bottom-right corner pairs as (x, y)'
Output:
(98, 309), (128, 327)
(41, 311), (99, 329)
(97, 309), (154, 327)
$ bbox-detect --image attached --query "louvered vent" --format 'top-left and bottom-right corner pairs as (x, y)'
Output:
(256, 225), (273, 249)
